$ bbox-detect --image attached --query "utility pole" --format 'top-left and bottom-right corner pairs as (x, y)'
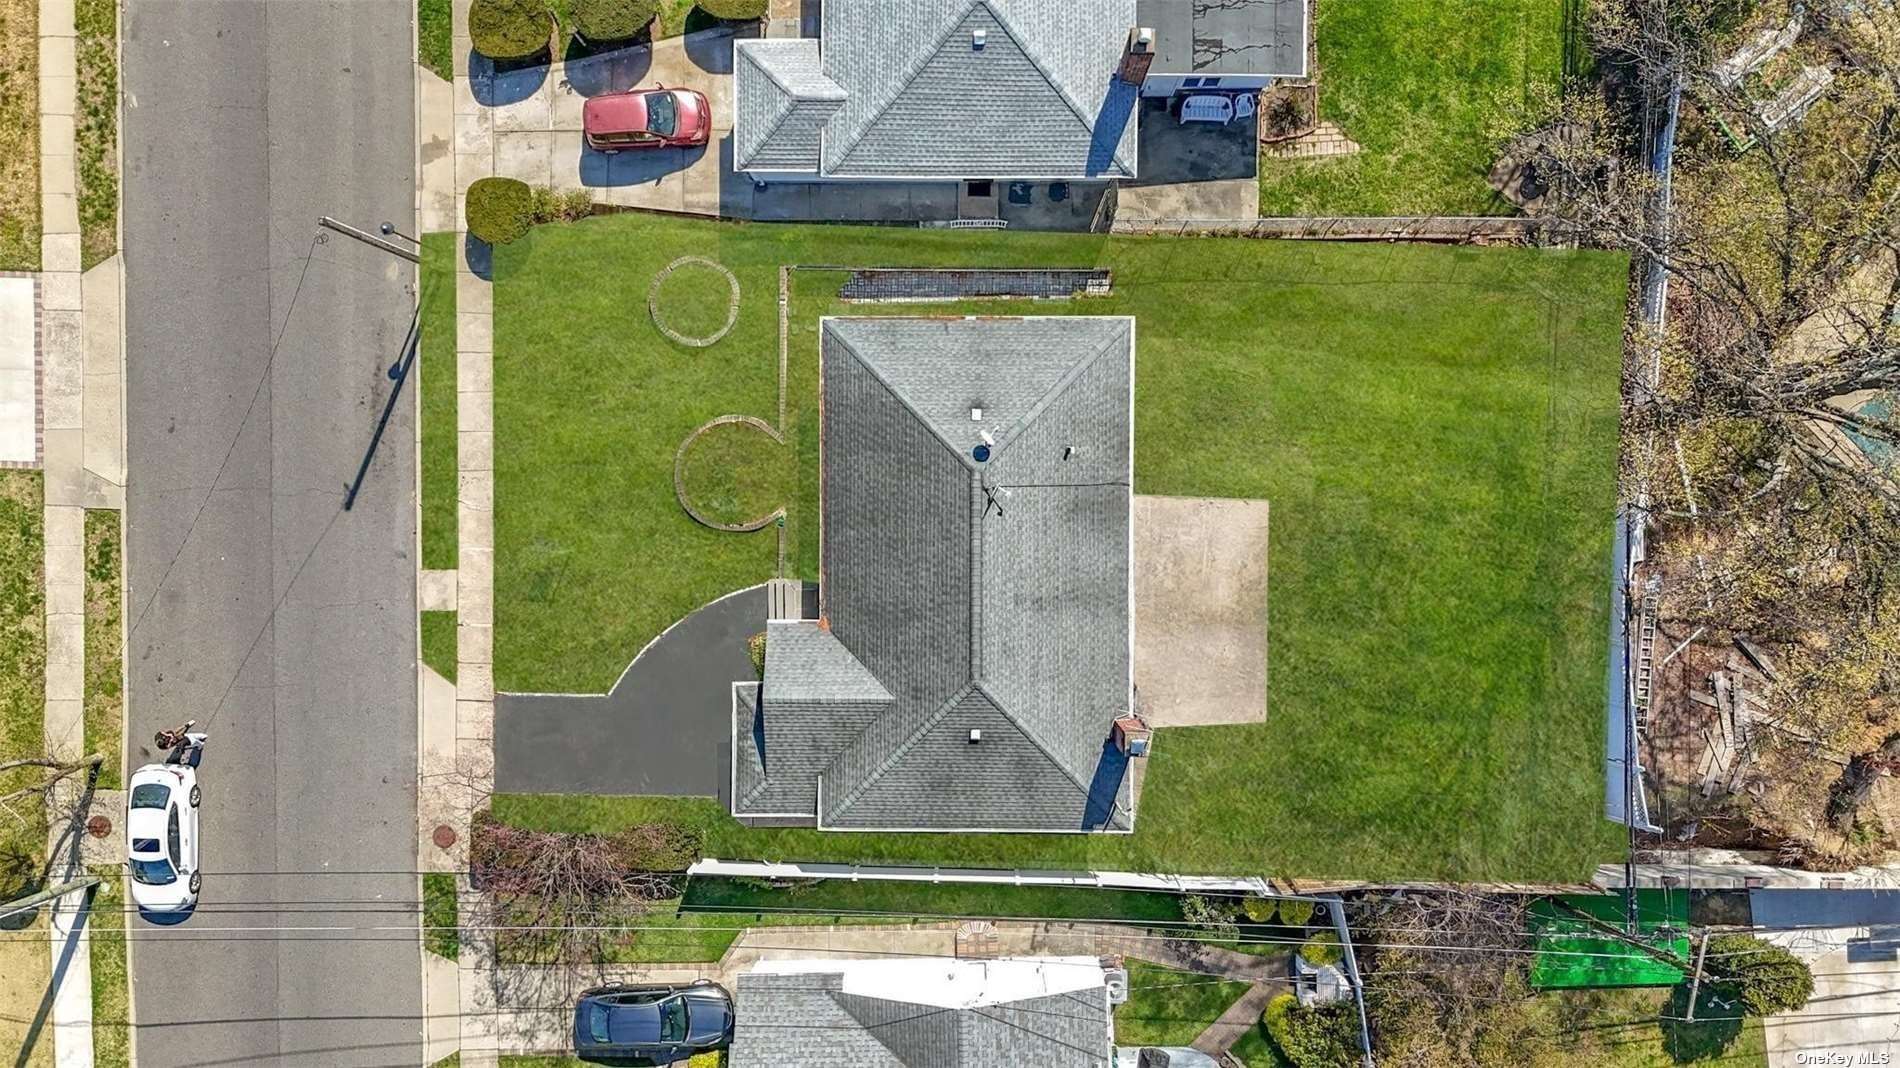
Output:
(1684, 930), (1711, 1021)
(0, 876), (102, 924)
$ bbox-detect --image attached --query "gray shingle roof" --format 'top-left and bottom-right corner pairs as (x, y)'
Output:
(729, 970), (1114, 1068)
(735, 623), (892, 816)
(747, 317), (1134, 832)
(735, 39), (845, 171)
(735, 0), (1139, 178)
(1138, 0), (1308, 78)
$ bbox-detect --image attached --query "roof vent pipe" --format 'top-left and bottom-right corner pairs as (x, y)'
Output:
(972, 28), (986, 49)
(968, 729), (982, 744)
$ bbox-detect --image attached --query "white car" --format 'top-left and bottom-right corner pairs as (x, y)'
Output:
(126, 763), (200, 913)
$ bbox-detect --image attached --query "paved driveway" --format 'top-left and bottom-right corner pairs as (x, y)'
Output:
(1751, 888), (1900, 1066)
(495, 585), (765, 796)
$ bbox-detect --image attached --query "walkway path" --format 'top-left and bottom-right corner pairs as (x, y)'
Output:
(1193, 980), (1279, 1058)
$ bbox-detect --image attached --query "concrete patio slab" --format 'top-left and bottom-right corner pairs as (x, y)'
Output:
(1133, 495), (1270, 728)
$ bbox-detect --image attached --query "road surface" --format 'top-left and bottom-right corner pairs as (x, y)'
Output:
(122, 2), (421, 1064)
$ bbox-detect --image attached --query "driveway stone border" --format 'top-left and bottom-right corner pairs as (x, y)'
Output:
(673, 413), (787, 533)
(648, 255), (740, 347)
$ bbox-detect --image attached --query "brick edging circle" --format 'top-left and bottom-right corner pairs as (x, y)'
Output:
(649, 255), (741, 348)
(673, 414), (787, 532)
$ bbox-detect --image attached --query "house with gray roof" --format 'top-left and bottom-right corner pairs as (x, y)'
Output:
(734, 1), (1142, 180)
(731, 316), (1136, 833)
(728, 955), (1116, 1068)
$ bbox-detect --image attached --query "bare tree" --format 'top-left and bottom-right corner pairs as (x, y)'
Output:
(0, 753), (106, 827)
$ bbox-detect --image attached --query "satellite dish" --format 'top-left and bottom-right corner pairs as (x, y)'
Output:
(972, 443), (991, 462)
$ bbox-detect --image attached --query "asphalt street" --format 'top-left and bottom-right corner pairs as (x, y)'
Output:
(122, 3), (421, 1065)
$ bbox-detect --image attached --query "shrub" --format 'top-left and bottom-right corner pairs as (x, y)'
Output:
(747, 631), (766, 676)
(1299, 930), (1344, 967)
(528, 184), (596, 224)
(686, 1052), (725, 1068)
(571, 0), (660, 41)
(696, 0), (768, 20)
(466, 177), (534, 245)
(1279, 898), (1316, 927)
(1180, 893), (1238, 939)
(469, 0), (551, 60)
(1706, 934), (1814, 1016)
(1241, 896), (1278, 924)
(1264, 994), (1357, 1068)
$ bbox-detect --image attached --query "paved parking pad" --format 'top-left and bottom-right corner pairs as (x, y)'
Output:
(1133, 495), (1270, 727)
(495, 584), (765, 796)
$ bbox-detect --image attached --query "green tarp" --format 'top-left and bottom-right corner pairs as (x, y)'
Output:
(1529, 890), (1690, 989)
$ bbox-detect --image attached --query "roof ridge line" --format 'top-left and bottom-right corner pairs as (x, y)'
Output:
(982, 0), (1126, 168)
(737, 37), (844, 100)
(823, 681), (977, 819)
(988, 320), (1131, 462)
(826, 324), (975, 468)
(968, 680), (1096, 801)
(824, 0), (1055, 173)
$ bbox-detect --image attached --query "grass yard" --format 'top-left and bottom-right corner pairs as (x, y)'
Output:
(421, 232), (458, 570)
(418, 0), (452, 81)
(0, 472), (47, 1066)
(75, 0), (116, 268)
(1258, 0), (1567, 217)
(495, 897), (906, 966)
(422, 609), (458, 684)
(0, 0), (39, 270)
(682, 875), (1188, 924)
(423, 871), (459, 960)
(490, 215), (1627, 883)
(1524, 988), (1767, 1066)
(1114, 959), (1253, 1048)
(89, 869), (130, 1068)
(84, 510), (121, 789)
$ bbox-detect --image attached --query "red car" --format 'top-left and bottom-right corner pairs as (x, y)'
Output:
(583, 87), (712, 152)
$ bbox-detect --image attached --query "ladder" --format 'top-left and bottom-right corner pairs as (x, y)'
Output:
(1633, 593), (1659, 733)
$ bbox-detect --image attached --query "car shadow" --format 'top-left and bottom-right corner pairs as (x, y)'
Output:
(576, 140), (708, 188)
(559, 38), (655, 97)
(470, 49), (552, 107)
(138, 903), (196, 926)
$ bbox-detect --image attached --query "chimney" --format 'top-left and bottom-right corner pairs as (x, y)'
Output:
(1113, 715), (1152, 757)
(1119, 26), (1154, 85)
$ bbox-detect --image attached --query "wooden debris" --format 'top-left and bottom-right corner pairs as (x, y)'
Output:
(1734, 635), (1780, 681)
(1690, 691), (1721, 708)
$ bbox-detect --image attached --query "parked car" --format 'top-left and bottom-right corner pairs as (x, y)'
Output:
(583, 87), (712, 151)
(126, 763), (200, 913)
(573, 980), (733, 1065)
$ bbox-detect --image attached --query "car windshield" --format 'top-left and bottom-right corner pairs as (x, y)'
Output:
(131, 856), (177, 885)
(660, 998), (687, 1042)
(587, 1004), (610, 1045)
(130, 783), (169, 809)
(645, 92), (677, 137)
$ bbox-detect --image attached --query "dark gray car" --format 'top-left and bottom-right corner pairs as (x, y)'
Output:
(573, 981), (734, 1065)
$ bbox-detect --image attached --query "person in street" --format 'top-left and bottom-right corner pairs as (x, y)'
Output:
(154, 720), (205, 763)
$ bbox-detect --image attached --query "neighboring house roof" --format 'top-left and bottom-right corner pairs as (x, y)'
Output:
(728, 957), (1114, 1068)
(1137, 0), (1308, 79)
(733, 317), (1135, 832)
(734, 0), (1140, 178)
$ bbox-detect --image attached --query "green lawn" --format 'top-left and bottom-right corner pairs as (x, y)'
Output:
(423, 871), (459, 960)
(75, 0), (115, 269)
(1527, 988), (1767, 1067)
(83, 510), (121, 789)
(0, 472), (46, 897)
(1114, 959), (1253, 1048)
(89, 869), (129, 1068)
(421, 232), (458, 571)
(418, 0), (452, 81)
(422, 609), (457, 685)
(490, 214), (1626, 883)
(496, 896), (906, 966)
(682, 875), (1188, 924)
(1258, 0), (1567, 216)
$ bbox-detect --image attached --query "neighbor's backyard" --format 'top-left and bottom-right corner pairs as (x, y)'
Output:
(487, 214), (1627, 883)
(1258, 0), (1579, 216)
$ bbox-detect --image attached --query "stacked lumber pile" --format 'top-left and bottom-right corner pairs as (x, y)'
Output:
(1694, 637), (1780, 797)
